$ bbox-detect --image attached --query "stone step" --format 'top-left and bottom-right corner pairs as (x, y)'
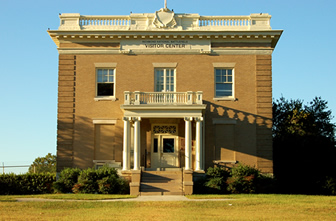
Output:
(140, 189), (183, 193)
(141, 175), (181, 179)
(141, 180), (182, 184)
(140, 170), (183, 195)
(140, 183), (182, 189)
(140, 191), (184, 196)
(142, 171), (182, 175)
(141, 182), (182, 187)
(142, 172), (182, 179)
(140, 185), (183, 191)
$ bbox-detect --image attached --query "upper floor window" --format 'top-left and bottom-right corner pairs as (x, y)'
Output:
(215, 68), (234, 98)
(97, 69), (115, 96)
(155, 68), (175, 92)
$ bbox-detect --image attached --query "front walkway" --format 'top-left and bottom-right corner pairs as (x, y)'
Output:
(17, 196), (234, 202)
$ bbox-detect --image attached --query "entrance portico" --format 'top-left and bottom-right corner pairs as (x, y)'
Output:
(121, 91), (206, 173)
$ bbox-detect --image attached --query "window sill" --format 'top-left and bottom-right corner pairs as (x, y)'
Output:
(94, 97), (116, 101)
(213, 97), (236, 101)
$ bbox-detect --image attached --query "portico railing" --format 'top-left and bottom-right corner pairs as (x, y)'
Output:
(124, 91), (203, 105)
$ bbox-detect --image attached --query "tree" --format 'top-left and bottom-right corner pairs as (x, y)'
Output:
(273, 97), (336, 194)
(28, 153), (56, 174)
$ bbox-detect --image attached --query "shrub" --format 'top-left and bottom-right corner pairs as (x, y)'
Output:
(96, 167), (128, 194)
(0, 173), (19, 195)
(117, 177), (130, 194)
(204, 166), (230, 194)
(98, 177), (118, 194)
(193, 176), (208, 194)
(226, 163), (260, 194)
(322, 176), (336, 195)
(53, 168), (81, 193)
(55, 166), (129, 194)
(76, 167), (99, 193)
(256, 173), (278, 194)
(0, 173), (55, 195)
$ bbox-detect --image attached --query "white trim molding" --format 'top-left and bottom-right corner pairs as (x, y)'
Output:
(152, 62), (178, 68)
(213, 62), (236, 68)
(94, 62), (117, 68)
(92, 119), (117, 124)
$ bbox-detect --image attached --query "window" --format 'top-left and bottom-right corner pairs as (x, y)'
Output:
(155, 68), (175, 92)
(215, 68), (234, 98)
(96, 69), (115, 97)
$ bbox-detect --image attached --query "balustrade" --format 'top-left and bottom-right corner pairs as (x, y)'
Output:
(58, 13), (271, 31)
(199, 16), (251, 28)
(124, 91), (203, 105)
(79, 16), (131, 28)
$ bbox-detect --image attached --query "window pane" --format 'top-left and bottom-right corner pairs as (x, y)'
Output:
(170, 85), (174, 92)
(108, 69), (114, 83)
(216, 83), (232, 97)
(163, 138), (174, 153)
(217, 91), (232, 96)
(153, 138), (158, 153)
(215, 68), (233, 97)
(155, 69), (164, 92)
(155, 68), (175, 92)
(97, 69), (103, 82)
(217, 83), (232, 91)
(97, 83), (114, 96)
(109, 75), (114, 82)
(216, 75), (221, 83)
(102, 69), (108, 82)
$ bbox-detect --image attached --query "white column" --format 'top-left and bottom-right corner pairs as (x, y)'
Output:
(195, 117), (203, 171)
(122, 117), (131, 171)
(133, 117), (141, 170)
(184, 117), (193, 170)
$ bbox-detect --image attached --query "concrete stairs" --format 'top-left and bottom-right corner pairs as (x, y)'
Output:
(140, 170), (183, 196)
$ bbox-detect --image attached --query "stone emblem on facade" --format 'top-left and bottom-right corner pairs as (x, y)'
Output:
(153, 8), (177, 29)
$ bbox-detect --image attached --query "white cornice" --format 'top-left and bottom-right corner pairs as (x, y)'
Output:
(57, 48), (274, 55)
(49, 30), (282, 52)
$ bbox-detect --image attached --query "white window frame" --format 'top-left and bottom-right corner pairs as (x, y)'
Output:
(154, 68), (176, 92)
(94, 63), (117, 101)
(213, 63), (235, 101)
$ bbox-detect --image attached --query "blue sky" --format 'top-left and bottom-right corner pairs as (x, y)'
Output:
(1, 0), (335, 173)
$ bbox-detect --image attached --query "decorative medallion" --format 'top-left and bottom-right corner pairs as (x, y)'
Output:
(153, 7), (177, 29)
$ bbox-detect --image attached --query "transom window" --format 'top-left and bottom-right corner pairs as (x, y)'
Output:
(96, 69), (115, 96)
(155, 68), (175, 92)
(215, 68), (234, 97)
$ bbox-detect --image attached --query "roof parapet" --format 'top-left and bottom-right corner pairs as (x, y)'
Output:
(58, 12), (272, 31)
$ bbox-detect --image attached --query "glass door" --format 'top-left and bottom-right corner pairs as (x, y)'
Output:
(151, 135), (178, 169)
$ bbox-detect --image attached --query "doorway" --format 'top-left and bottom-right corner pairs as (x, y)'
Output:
(152, 135), (179, 169)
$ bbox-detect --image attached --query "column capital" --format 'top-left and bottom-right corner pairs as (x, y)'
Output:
(132, 117), (141, 122)
(195, 117), (204, 122)
(184, 117), (193, 122)
(123, 117), (132, 121)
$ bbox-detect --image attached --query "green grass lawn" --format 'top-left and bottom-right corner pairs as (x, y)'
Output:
(0, 194), (336, 220)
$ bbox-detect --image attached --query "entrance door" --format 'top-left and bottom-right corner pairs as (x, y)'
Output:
(152, 135), (178, 169)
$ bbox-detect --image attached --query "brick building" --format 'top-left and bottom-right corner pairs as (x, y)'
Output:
(48, 5), (282, 195)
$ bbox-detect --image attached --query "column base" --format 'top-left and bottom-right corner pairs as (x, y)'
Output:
(183, 169), (194, 195)
(129, 170), (141, 196)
